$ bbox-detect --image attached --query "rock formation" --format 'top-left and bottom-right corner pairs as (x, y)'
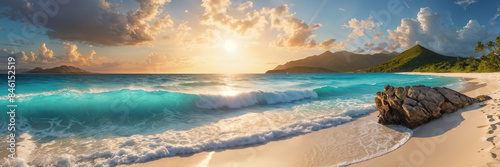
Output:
(375, 85), (491, 129)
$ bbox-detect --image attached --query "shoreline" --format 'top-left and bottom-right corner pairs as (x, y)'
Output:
(353, 72), (500, 167)
(120, 72), (500, 167)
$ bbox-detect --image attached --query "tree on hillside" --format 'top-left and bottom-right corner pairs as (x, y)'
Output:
(415, 36), (500, 72)
(496, 36), (500, 52)
(486, 41), (497, 52)
(475, 41), (486, 56)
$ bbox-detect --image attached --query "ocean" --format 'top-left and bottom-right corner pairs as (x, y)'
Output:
(0, 73), (463, 166)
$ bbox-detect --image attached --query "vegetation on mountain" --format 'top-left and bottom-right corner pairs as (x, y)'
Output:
(271, 51), (398, 73)
(362, 45), (456, 72)
(265, 66), (337, 74)
(414, 36), (500, 72)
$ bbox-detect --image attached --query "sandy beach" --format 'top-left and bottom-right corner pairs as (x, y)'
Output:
(353, 73), (500, 167)
(120, 73), (500, 167)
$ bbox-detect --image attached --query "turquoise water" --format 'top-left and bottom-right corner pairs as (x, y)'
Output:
(0, 73), (463, 166)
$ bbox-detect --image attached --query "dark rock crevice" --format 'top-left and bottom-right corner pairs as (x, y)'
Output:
(375, 85), (491, 129)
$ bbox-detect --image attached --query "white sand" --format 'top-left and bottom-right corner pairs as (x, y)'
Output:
(353, 73), (500, 167)
(121, 73), (500, 167)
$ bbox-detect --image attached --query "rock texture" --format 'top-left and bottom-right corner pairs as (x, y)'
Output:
(375, 85), (491, 129)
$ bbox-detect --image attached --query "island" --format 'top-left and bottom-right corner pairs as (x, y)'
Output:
(25, 65), (92, 74)
(265, 66), (337, 74)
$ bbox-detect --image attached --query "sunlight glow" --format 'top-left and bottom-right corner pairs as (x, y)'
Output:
(224, 40), (238, 52)
(221, 90), (239, 96)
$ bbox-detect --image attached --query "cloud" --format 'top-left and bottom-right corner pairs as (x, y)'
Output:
(146, 52), (169, 66)
(263, 5), (347, 49)
(185, 10), (189, 13)
(343, 18), (381, 38)
(0, 0), (173, 46)
(172, 22), (223, 48)
(36, 43), (55, 63)
(201, 0), (267, 38)
(14, 43), (98, 66)
(454, 0), (478, 10)
(490, 6), (500, 27)
(373, 32), (383, 41)
(365, 42), (374, 47)
(199, 2), (346, 50)
(339, 8), (345, 11)
(319, 39), (350, 50)
(62, 42), (97, 66)
(387, 7), (495, 56)
(19, 51), (35, 62)
(372, 42), (389, 53)
(145, 52), (192, 69)
(265, 5), (321, 48)
(237, 1), (253, 11)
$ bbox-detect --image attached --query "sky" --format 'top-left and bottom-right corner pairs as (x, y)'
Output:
(0, 0), (499, 73)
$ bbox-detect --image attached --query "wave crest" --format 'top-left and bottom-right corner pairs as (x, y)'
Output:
(195, 90), (318, 109)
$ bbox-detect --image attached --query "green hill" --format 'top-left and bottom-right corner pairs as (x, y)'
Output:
(265, 66), (337, 74)
(26, 65), (92, 74)
(271, 51), (398, 73)
(362, 45), (457, 72)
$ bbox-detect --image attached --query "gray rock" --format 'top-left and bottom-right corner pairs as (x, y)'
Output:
(424, 88), (445, 107)
(395, 87), (406, 100)
(375, 85), (485, 129)
(403, 97), (418, 106)
(417, 93), (426, 101)
(407, 87), (420, 99)
(385, 85), (395, 96)
(441, 102), (456, 113)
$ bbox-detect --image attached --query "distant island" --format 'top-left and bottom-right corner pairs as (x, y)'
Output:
(266, 51), (398, 74)
(25, 65), (92, 74)
(265, 66), (336, 74)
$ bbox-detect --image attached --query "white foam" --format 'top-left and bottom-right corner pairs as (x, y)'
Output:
(10, 103), (376, 167)
(195, 90), (319, 109)
(334, 125), (413, 166)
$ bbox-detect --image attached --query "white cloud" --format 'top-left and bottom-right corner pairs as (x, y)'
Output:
(200, 1), (347, 50)
(343, 18), (380, 38)
(339, 8), (345, 11)
(36, 43), (55, 63)
(237, 1), (253, 11)
(201, 0), (267, 38)
(20, 51), (35, 62)
(386, 7), (495, 57)
(62, 42), (97, 66)
(13, 43), (99, 66)
(490, 6), (500, 27)
(365, 42), (374, 47)
(455, 0), (478, 10)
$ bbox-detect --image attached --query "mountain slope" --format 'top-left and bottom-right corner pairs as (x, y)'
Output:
(26, 65), (92, 74)
(362, 45), (457, 72)
(271, 51), (399, 73)
(265, 66), (337, 74)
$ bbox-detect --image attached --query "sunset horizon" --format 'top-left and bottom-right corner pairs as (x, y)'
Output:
(2, 1), (500, 167)
(2, 0), (500, 73)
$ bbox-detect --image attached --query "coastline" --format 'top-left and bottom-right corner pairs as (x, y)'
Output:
(120, 72), (500, 167)
(353, 72), (500, 167)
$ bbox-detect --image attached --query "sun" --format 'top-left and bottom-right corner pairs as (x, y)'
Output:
(224, 40), (238, 52)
